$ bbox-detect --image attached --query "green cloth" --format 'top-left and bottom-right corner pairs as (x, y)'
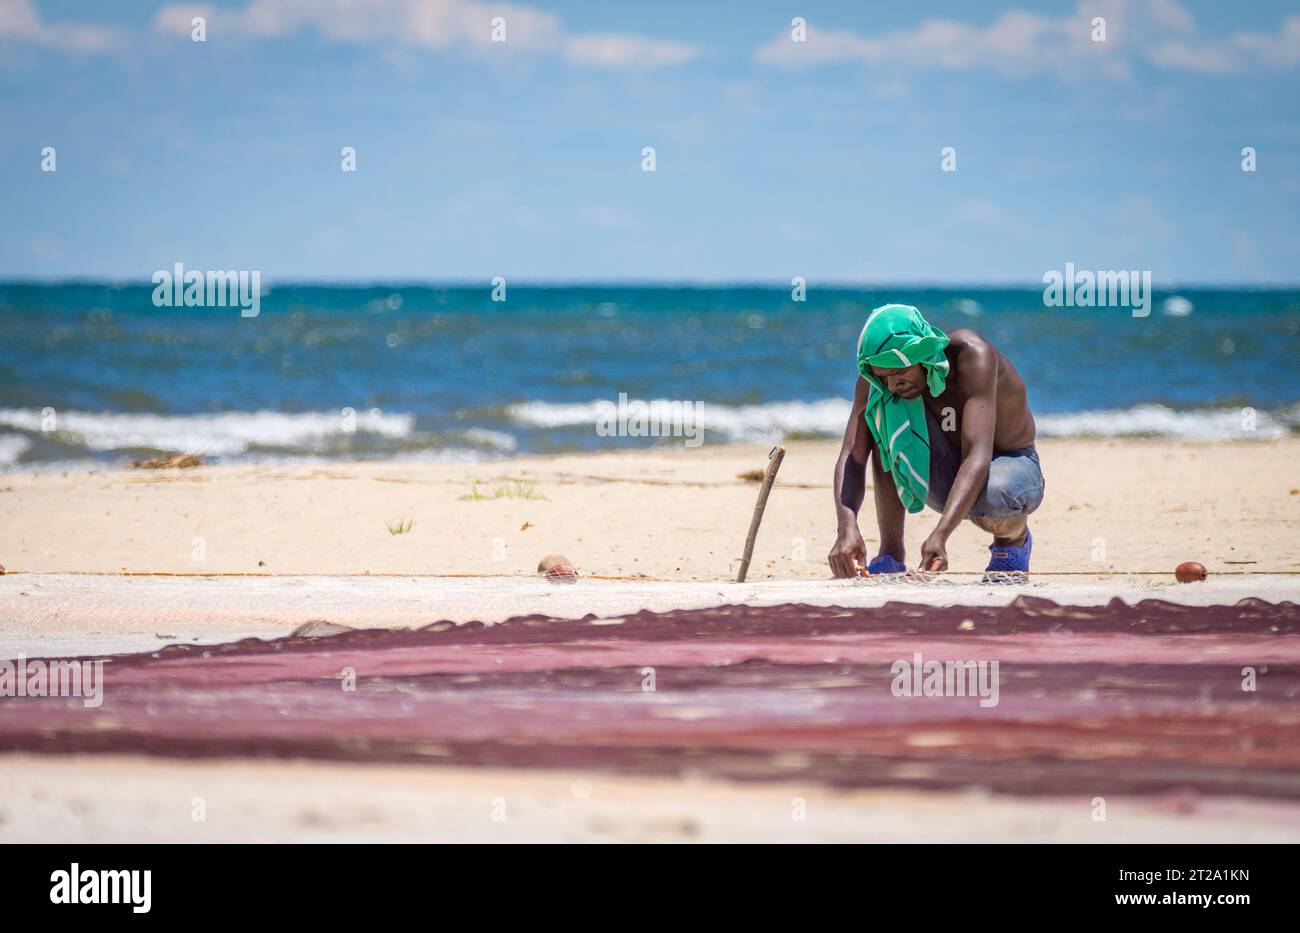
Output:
(856, 304), (950, 513)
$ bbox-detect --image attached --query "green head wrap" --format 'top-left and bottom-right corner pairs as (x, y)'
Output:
(856, 304), (950, 513)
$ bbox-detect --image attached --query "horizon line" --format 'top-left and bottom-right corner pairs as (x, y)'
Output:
(2, 277), (1299, 291)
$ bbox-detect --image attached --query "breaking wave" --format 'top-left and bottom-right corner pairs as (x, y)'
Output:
(507, 398), (1300, 442)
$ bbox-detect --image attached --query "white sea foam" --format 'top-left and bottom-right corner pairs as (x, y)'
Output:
(507, 398), (851, 442)
(508, 398), (1298, 443)
(458, 427), (519, 452)
(0, 433), (32, 465)
(1035, 403), (1294, 440)
(0, 398), (1290, 472)
(0, 408), (414, 458)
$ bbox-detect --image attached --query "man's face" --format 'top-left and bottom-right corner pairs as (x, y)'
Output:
(870, 363), (925, 399)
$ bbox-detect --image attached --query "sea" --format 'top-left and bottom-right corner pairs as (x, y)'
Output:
(1, 283), (1296, 469)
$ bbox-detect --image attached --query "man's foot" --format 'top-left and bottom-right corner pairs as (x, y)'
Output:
(983, 529), (1031, 584)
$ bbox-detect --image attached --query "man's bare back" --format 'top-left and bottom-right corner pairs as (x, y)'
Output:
(923, 329), (1036, 454)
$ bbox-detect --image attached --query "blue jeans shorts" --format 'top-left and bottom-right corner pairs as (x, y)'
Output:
(923, 406), (1045, 520)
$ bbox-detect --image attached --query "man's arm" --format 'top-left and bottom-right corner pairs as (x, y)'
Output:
(829, 377), (905, 577)
(919, 346), (997, 571)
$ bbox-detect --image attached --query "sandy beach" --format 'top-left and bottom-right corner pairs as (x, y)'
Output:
(3, 437), (1297, 582)
(8, 754), (1299, 844)
(3, 437), (1298, 844)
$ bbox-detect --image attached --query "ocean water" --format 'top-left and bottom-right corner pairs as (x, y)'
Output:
(1, 283), (1297, 468)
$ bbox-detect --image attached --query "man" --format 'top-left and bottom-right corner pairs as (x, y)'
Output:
(828, 304), (1043, 579)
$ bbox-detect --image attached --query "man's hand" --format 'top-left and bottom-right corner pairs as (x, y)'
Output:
(919, 532), (949, 572)
(828, 525), (867, 578)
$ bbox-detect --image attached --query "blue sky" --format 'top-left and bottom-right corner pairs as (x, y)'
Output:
(2, 0), (1298, 283)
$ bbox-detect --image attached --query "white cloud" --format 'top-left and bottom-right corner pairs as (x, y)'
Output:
(1226, 14), (1300, 69)
(1145, 38), (1238, 74)
(1147, 14), (1300, 73)
(565, 33), (700, 70)
(152, 0), (698, 69)
(0, 0), (119, 52)
(754, 5), (1106, 78)
(154, 0), (560, 48)
(754, 1), (1300, 78)
(0, 0), (38, 33)
(153, 5), (213, 39)
(1146, 0), (1195, 33)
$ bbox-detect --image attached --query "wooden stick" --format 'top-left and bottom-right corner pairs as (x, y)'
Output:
(735, 445), (786, 583)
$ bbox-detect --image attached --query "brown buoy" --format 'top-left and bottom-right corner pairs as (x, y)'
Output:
(1175, 561), (1207, 583)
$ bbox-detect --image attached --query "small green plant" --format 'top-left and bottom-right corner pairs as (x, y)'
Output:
(385, 517), (414, 535)
(459, 481), (546, 501)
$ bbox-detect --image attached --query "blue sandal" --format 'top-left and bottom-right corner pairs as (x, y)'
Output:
(983, 530), (1031, 583)
(866, 554), (908, 575)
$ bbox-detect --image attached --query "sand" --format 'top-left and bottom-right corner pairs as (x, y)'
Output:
(2, 438), (1298, 844)
(4, 574), (1298, 659)
(5, 754), (1297, 844)
(2, 438), (1297, 581)
(4, 436), (1297, 656)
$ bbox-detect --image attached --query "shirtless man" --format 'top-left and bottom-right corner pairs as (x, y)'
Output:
(828, 304), (1043, 579)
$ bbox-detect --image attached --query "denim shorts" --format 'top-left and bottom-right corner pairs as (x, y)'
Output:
(923, 406), (1045, 520)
